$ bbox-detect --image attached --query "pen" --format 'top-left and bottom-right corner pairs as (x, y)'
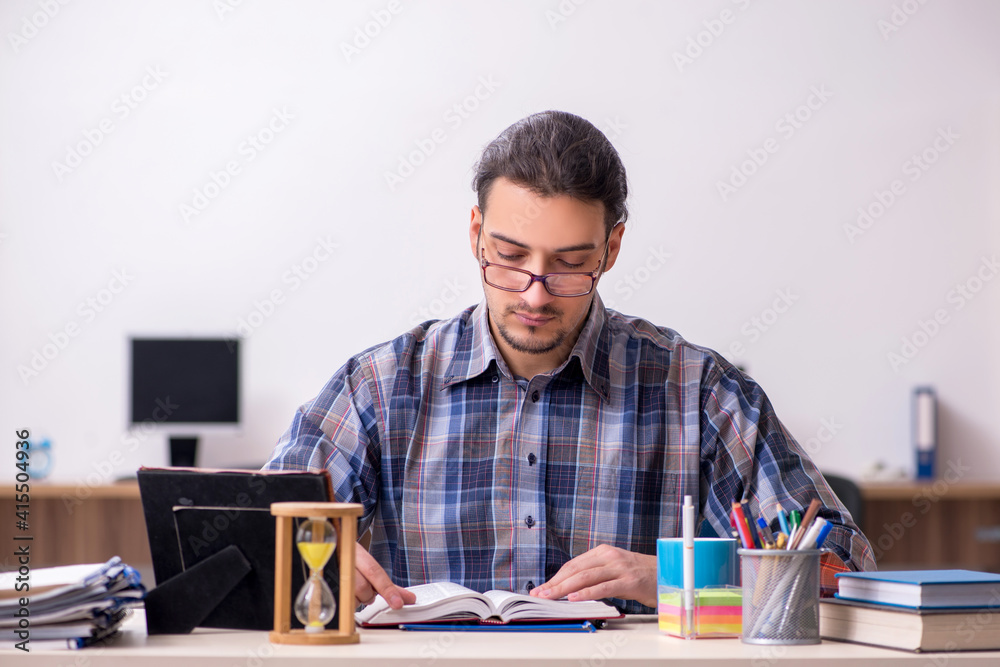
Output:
(683, 495), (695, 638)
(796, 517), (826, 550)
(789, 510), (802, 532)
(789, 499), (822, 550)
(785, 525), (798, 550)
(400, 622), (598, 633)
(730, 503), (754, 549)
(741, 500), (762, 549)
(777, 508), (790, 536)
(814, 521), (834, 549)
(756, 517), (775, 548)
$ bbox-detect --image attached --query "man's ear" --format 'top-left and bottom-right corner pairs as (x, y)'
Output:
(602, 222), (626, 272)
(469, 206), (483, 259)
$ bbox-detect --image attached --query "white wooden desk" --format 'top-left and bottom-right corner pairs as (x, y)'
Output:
(5, 610), (1000, 666)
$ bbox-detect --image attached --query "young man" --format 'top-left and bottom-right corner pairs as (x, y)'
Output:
(264, 111), (875, 614)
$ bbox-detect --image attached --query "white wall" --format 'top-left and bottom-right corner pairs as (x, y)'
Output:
(2, 0), (998, 487)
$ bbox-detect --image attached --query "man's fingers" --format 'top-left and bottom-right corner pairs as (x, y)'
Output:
(537, 563), (614, 600)
(354, 543), (416, 609)
(532, 545), (619, 598)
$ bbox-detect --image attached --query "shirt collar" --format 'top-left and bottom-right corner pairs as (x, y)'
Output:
(442, 294), (612, 402)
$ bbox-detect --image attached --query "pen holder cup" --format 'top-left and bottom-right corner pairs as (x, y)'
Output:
(738, 548), (822, 645)
(657, 585), (743, 639)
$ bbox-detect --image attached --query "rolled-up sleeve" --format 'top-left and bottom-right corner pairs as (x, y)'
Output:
(698, 359), (877, 593)
(263, 355), (384, 533)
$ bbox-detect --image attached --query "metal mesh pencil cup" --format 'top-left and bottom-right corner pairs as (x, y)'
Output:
(738, 548), (822, 645)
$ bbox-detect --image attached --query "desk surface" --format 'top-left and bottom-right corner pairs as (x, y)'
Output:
(5, 610), (1000, 666)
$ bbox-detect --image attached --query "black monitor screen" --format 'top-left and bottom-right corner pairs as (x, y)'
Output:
(130, 338), (239, 424)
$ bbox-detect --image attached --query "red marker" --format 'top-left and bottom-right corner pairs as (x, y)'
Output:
(730, 502), (755, 549)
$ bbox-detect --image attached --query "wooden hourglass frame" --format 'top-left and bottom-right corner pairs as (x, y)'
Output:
(269, 502), (363, 645)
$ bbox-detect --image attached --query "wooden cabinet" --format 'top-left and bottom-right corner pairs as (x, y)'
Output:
(0, 483), (150, 570)
(860, 482), (1000, 572)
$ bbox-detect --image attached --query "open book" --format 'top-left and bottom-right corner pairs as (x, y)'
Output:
(355, 582), (623, 626)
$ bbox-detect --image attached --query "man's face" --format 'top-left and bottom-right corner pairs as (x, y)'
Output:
(469, 178), (623, 374)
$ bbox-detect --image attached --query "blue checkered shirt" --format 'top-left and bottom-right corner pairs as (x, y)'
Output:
(264, 296), (875, 613)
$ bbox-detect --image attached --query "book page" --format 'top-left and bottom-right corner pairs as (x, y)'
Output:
(0, 563), (106, 601)
(355, 582), (494, 625)
(482, 590), (620, 621)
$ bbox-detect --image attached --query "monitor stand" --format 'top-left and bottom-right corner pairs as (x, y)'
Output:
(169, 436), (199, 467)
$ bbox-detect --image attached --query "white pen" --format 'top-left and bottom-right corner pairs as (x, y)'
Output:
(682, 494), (695, 637)
(796, 517), (827, 550)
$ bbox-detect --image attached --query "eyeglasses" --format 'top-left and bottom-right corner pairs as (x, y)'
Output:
(477, 224), (614, 298)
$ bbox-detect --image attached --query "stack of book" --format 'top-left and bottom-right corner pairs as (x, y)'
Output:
(820, 569), (1000, 652)
(0, 556), (145, 650)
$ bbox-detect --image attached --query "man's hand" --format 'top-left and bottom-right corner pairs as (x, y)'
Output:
(528, 544), (657, 608)
(354, 543), (416, 610)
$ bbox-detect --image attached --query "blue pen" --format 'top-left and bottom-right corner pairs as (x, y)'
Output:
(741, 500), (762, 549)
(756, 517), (775, 547)
(400, 621), (598, 633)
(777, 507), (790, 537)
(814, 521), (834, 549)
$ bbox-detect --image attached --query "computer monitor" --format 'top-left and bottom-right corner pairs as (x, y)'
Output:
(129, 338), (240, 467)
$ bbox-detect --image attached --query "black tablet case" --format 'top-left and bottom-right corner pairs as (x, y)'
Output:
(137, 467), (340, 633)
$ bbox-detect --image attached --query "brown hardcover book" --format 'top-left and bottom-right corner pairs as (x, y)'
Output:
(820, 597), (1000, 652)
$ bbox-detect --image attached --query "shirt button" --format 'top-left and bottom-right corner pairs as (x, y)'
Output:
(531, 390), (540, 402)
(527, 453), (537, 466)
(526, 581), (535, 592)
(525, 515), (534, 527)
(492, 375), (499, 383)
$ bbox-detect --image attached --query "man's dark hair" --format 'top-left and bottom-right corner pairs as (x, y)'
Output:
(472, 110), (629, 235)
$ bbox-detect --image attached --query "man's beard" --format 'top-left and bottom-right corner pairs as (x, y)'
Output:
(494, 304), (570, 355)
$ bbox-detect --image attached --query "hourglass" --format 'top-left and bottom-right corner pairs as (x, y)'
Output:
(294, 517), (337, 632)
(269, 502), (362, 645)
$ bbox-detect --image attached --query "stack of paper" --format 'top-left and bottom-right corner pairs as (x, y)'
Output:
(0, 556), (146, 650)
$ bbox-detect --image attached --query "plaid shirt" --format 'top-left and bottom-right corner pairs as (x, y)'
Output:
(265, 295), (876, 613)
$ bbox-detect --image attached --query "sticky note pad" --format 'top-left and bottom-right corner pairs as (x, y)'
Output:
(658, 586), (742, 638)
